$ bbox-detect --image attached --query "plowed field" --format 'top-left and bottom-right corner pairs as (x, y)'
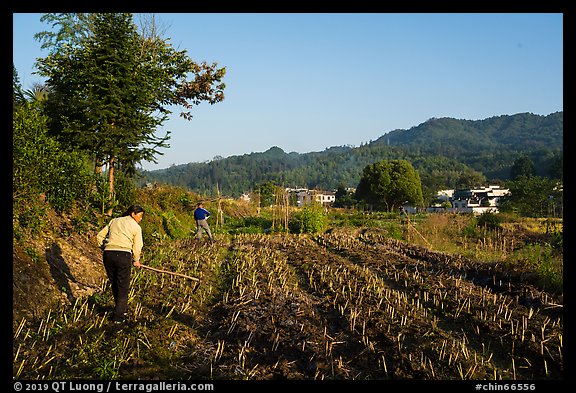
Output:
(13, 228), (563, 380)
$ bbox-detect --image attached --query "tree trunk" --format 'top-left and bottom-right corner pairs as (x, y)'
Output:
(91, 158), (103, 196)
(106, 156), (115, 216)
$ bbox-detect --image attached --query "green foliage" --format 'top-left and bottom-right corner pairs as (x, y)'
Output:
(89, 175), (112, 215)
(255, 180), (278, 207)
(333, 185), (357, 208)
(113, 171), (137, 213)
(510, 154), (536, 180)
(38, 14), (167, 175)
(35, 12), (226, 207)
(24, 247), (41, 263)
(386, 223), (404, 240)
(355, 159), (423, 211)
(143, 187), (198, 213)
(476, 212), (503, 230)
(15, 201), (47, 235)
(329, 210), (414, 229)
(547, 226), (563, 251)
(225, 216), (272, 235)
(70, 210), (97, 235)
(13, 104), (93, 214)
(384, 112), (562, 157)
(13, 105), (54, 199)
(44, 151), (93, 213)
(132, 185), (225, 245)
(13, 64), (25, 108)
(140, 215), (166, 246)
(499, 176), (562, 218)
(93, 358), (119, 380)
(290, 203), (328, 234)
(512, 243), (562, 292)
(461, 220), (479, 238)
(546, 154), (563, 179)
(178, 192), (195, 210)
(440, 201), (452, 209)
(161, 211), (188, 240)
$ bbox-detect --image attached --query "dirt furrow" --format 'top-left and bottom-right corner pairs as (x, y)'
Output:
(306, 230), (563, 379)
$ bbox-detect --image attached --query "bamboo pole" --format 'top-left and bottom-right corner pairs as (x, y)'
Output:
(140, 264), (200, 282)
(215, 183), (224, 228)
(407, 214), (432, 249)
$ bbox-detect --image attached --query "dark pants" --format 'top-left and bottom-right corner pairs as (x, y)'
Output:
(103, 250), (132, 322)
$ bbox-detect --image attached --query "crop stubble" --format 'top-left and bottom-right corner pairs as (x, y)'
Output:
(196, 228), (562, 379)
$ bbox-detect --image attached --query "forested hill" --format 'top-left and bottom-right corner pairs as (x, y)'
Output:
(376, 112), (563, 152)
(138, 111), (563, 197)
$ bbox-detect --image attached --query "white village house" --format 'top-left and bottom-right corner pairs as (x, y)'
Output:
(296, 189), (336, 207)
(287, 188), (336, 207)
(237, 188), (335, 207)
(426, 185), (510, 215)
(238, 184), (510, 215)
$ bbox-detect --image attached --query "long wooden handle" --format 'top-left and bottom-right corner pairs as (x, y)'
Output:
(140, 264), (201, 282)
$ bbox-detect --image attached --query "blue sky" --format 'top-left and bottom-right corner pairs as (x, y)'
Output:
(13, 13), (563, 171)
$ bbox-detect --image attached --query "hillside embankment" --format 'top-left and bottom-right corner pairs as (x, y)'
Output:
(13, 209), (107, 327)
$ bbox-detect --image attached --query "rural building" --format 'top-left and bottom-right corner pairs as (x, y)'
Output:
(427, 185), (510, 215)
(292, 188), (336, 207)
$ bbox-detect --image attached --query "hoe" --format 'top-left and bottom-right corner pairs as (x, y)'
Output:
(140, 264), (201, 293)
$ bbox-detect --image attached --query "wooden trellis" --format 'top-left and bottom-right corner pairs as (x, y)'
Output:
(205, 184), (224, 229)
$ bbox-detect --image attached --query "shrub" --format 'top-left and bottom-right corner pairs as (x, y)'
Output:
(387, 223), (404, 240)
(13, 105), (93, 214)
(513, 243), (563, 292)
(225, 216), (272, 234)
(161, 210), (189, 240)
(290, 203), (328, 234)
(476, 212), (503, 230)
(461, 220), (478, 238)
(178, 192), (195, 210)
(113, 171), (137, 213)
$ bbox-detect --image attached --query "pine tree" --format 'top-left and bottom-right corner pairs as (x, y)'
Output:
(35, 13), (226, 214)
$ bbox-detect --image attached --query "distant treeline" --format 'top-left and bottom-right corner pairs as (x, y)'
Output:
(138, 112), (563, 200)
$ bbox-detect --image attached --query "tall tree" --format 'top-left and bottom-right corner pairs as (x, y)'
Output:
(355, 159), (423, 211)
(499, 176), (562, 217)
(13, 64), (25, 109)
(35, 13), (226, 213)
(547, 154), (563, 179)
(256, 180), (277, 207)
(510, 154), (536, 180)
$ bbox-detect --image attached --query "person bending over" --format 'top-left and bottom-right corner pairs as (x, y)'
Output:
(97, 204), (145, 324)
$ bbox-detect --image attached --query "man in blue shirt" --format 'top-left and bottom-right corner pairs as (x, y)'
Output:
(194, 202), (213, 241)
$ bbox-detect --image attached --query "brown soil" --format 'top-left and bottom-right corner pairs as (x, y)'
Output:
(13, 212), (106, 326)
(13, 225), (563, 380)
(193, 230), (562, 380)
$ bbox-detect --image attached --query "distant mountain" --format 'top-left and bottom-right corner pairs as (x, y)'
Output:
(138, 112), (562, 198)
(375, 112), (563, 152)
